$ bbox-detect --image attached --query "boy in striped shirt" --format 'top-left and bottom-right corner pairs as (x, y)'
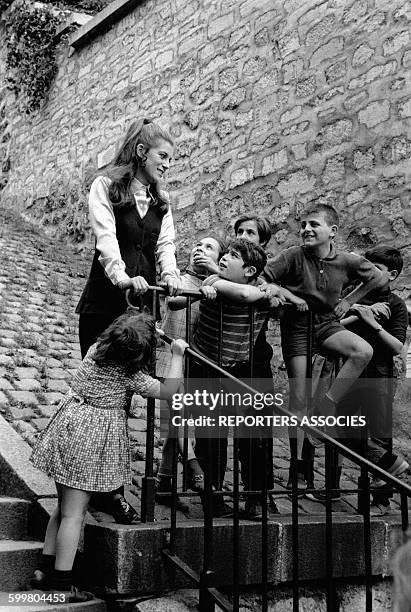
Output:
(191, 240), (300, 518)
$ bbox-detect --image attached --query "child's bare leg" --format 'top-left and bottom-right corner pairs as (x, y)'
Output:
(42, 485), (62, 555)
(55, 486), (91, 571)
(321, 330), (373, 407)
(285, 355), (308, 458)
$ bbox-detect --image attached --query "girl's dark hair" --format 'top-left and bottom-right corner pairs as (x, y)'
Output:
(93, 311), (156, 374)
(234, 215), (272, 247)
(102, 118), (174, 213)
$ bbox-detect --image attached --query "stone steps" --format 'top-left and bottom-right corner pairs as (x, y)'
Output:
(82, 514), (405, 596)
(0, 497), (30, 540)
(0, 539), (43, 591)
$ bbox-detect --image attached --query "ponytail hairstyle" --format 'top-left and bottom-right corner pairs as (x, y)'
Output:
(93, 311), (156, 374)
(104, 118), (174, 213)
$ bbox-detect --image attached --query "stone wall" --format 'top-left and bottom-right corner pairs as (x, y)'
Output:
(1, 0), (411, 291)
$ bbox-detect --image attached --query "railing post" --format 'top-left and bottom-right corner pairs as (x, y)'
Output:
(199, 570), (216, 612)
(141, 288), (158, 522)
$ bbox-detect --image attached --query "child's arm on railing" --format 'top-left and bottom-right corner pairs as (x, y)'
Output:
(202, 276), (280, 304)
(349, 304), (404, 355)
(334, 263), (388, 318)
(258, 282), (308, 311)
(142, 340), (188, 399)
(167, 295), (199, 311)
(340, 302), (391, 327)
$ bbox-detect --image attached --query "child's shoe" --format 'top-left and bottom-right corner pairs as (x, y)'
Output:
(369, 500), (392, 517)
(286, 459), (307, 498)
(199, 491), (233, 518)
(111, 495), (139, 524)
(306, 467), (342, 503)
(243, 498), (280, 521)
(212, 500), (233, 518)
(187, 458), (205, 492)
(155, 475), (189, 514)
(372, 456), (409, 488)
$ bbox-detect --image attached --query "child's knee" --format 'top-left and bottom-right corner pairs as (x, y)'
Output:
(351, 339), (373, 365)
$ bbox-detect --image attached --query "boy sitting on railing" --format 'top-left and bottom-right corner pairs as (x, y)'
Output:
(312, 246), (408, 514)
(155, 235), (226, 510)
(191, 240), (302, 518)
(261, 203), (386, 495)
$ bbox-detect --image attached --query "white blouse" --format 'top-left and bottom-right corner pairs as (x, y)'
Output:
(88, 176), (180, 286)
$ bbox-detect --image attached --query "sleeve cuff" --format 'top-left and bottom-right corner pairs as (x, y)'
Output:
(161, 270), (180, 282)
(113, 270), (131, 286)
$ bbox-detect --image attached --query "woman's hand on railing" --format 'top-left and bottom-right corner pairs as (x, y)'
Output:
(119, 276), (149, 295)
(200, 285), (218, 301)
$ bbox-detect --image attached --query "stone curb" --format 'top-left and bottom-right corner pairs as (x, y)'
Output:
(0, 414), (56, 538)
(0, 414), (55, 500)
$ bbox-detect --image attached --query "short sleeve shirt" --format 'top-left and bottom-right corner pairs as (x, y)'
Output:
(264, 245), (379, 313)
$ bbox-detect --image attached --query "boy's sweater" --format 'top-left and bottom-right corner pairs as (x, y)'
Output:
(264, 245), (379, 313)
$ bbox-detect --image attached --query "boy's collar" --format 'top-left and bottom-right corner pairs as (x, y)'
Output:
(302, 243), (337, 260)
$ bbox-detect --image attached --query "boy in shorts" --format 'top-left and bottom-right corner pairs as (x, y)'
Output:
(317, 246), (408, 512)
(262, 203), (385, 492)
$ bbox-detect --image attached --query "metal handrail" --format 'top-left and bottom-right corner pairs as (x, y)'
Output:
(131, 284), (410, 612)
(157, 326), (411, 495)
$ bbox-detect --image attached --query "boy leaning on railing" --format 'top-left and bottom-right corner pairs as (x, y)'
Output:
(307, 246), (409, 513)
(190, 239), (303, 519)
(260, 202), (387, 496)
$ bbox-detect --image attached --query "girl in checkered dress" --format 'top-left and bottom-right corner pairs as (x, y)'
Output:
(30, 312), (187, 600)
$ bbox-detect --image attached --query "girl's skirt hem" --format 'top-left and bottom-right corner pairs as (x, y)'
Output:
(32, 463), (131, 492)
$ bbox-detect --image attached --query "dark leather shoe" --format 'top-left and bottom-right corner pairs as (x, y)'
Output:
(155, 477), (189, 513)
(111, 496), (139, 524)
(242, 498), (280, 520)
(243, 501), (263, 521)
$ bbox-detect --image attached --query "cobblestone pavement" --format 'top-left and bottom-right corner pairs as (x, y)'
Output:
(0, 208), (408, 523)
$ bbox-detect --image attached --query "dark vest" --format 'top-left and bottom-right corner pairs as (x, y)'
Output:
(76, 202), (165, 318)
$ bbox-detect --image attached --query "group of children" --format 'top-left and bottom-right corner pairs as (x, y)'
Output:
(30, 203), (409, 600)
(155, 204), (409, 519)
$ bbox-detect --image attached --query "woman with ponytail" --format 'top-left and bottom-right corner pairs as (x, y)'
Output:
(75, 118), (181, 523)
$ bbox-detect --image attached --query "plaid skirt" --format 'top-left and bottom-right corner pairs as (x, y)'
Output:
(30, 392), (131, 492)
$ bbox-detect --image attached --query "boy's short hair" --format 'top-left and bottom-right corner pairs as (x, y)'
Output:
(230, 239), (267, 279)
(234, 215), (272, 246)
(365, 245), (404, 274)
(302, 203), (339, 227)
